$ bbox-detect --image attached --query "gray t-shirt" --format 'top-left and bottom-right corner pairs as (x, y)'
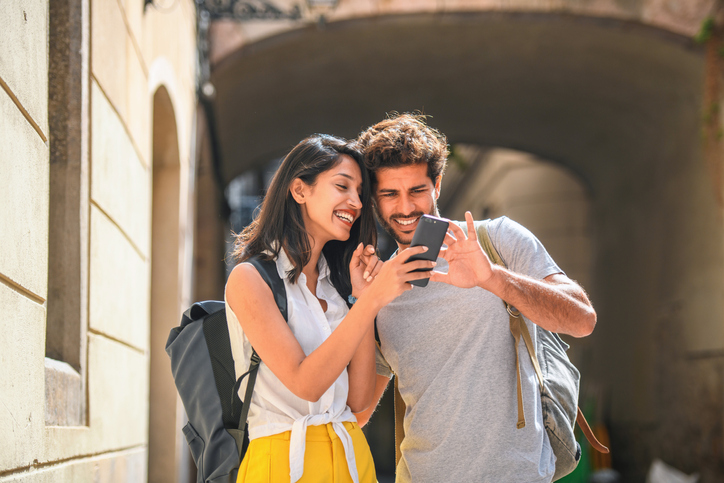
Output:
(375, 216), (561, 483)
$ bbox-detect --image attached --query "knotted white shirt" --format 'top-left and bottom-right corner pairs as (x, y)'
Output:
(225, 250), (359, 483)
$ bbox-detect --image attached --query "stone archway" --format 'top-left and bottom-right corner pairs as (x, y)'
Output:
(199, 9), (724, 481)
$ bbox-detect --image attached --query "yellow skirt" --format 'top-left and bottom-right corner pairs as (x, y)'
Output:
(237, 421), (376, 483)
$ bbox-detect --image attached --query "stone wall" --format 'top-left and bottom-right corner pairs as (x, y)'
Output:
(0, 1), (197, 481)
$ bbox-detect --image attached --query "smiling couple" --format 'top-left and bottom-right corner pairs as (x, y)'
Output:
(225, 114), (597, 483)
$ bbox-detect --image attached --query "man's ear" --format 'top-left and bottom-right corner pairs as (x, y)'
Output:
(290, 178), (307, 204)
(433, 175), (442, 199)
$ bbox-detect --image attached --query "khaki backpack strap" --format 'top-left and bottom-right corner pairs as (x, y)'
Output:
(518, 317), (544, 392)
(476, 222), (543, 429)
(393, 375), (406, 466)
(476, 222), (609, 453)
(507, 313), (527, 429)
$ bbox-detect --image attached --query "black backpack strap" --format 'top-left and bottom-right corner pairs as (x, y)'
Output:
(248, 256), (288, 321)
(230, 255), (288, 460)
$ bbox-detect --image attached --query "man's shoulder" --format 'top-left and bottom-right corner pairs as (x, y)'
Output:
(450, 216), (514, 237)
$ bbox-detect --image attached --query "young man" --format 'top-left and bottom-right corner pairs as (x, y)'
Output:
(355, 114), (596, 483)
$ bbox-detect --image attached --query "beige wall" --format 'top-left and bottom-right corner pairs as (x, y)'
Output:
(0, 1), (197, 481)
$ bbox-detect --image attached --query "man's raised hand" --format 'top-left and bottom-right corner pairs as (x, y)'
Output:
(431, 211), (496, 289)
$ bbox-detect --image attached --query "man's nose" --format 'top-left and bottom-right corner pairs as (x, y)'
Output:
(398, 193), (415, 214)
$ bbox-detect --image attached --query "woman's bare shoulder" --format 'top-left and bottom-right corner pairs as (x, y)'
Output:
(226, 262), (272, 308)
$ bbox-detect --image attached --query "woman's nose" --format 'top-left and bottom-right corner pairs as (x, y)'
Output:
(348, 192), (362, 209)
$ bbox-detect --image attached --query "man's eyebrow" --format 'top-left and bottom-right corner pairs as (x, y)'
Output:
(409, 184), (429, 191)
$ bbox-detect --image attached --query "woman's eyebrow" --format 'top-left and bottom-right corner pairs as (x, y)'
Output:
(333, 173), (357, 181)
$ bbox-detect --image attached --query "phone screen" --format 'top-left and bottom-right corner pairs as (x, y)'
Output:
(406, 214), (449, 287)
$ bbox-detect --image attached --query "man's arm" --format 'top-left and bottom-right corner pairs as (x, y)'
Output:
(354, 374), (391, 427)
(431, 212), (596, 337)
(487, 270), (595, 337)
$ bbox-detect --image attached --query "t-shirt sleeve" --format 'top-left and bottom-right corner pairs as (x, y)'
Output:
(375, 341), (394, 378)
(487, 216), (562, 281)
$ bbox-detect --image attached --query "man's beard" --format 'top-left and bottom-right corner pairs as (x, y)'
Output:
(374, 204), (439, 246)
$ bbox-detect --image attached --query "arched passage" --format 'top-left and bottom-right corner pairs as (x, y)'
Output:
(200, 11), (724, 481)
(149, 85), (184, 483)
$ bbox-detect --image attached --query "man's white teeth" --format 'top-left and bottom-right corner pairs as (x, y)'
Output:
(335, 211), (353, 223)
(395, 218), (418, 226)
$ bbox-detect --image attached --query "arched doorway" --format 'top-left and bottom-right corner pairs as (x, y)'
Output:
(149, 85), (185, 483)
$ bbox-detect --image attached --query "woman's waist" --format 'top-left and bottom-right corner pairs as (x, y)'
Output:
(252, 421), (360, 442)
(248, 408), (357, 439)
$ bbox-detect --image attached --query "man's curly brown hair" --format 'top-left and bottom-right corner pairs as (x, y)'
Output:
(357, 112), (449, 186)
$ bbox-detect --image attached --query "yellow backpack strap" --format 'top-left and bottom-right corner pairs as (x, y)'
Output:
(393, 375), (406, 467)
(475, 221), (544, 429)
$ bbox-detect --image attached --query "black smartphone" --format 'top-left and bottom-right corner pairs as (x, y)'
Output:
(406, 214), (450, 287)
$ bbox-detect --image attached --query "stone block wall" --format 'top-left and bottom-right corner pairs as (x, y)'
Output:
(0, 1), (197, 481)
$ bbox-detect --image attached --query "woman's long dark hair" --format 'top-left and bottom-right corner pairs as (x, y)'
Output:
(232, 134), (376, 299)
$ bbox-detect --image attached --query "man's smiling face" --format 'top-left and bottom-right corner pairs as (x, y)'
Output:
(373, 163), (441, 249)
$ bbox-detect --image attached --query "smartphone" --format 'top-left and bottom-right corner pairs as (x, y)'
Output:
(406, 214), (450, 287)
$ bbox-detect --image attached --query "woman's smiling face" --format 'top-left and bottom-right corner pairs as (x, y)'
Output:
(293, 155), (363, 247)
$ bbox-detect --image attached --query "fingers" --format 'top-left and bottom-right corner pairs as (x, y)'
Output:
(396, 245), (429, 263)
(442, 231), (457, 247)
(465, 211), (477, 241)
(441, 212), (477, 243)
(360, 245), (378, 281)
(428, 270), (448, 284)
(350, 243), (364, 269)
(363, 257), (380, 282)
(446, 219), (465, 239)
(407, 270), (435, 283)
(368, 258), (384, 280)
(403, 260), (436, 273)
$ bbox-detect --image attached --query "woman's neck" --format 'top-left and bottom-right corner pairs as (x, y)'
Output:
(301, 237), (324, 282)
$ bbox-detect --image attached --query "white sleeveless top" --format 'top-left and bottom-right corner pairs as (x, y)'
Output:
(224, 249), (359, 483)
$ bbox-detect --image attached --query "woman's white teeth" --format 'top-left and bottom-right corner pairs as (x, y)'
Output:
(395, 217), (418, 226)
(335, 211), (353, 223)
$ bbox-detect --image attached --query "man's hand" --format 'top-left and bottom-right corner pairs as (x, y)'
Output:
(431, 211), (497, 289)
(431, 211), (596, 337)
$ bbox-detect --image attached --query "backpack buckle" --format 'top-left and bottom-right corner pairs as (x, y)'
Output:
(506, 304), (521, 317)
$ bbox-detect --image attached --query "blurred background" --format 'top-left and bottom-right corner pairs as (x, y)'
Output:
(2, 0), (724, 481)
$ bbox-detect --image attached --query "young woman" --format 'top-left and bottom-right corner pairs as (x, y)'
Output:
(225, 134), (433, 483)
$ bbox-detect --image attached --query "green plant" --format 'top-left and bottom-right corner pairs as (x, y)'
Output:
(697, 16), (716, 44)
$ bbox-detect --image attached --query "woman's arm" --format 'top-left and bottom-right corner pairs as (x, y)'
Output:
(345, 324), (376, 413)
(345, 244), (383, 412)
(354, 374), (391, 427)
(226, 246), (433, 403)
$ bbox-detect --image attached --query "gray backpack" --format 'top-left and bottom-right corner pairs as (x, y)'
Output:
(474, 220), (609, 480)
(165, 256), (287, 483)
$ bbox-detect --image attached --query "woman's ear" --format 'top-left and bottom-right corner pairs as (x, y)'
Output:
(290, 178), (307, 204)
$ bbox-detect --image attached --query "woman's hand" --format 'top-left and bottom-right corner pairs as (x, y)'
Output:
(361, 246), (435, 308)
(350, 244), (383, 298)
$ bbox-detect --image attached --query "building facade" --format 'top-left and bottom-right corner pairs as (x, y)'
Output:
(1, 0), (197, 481)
